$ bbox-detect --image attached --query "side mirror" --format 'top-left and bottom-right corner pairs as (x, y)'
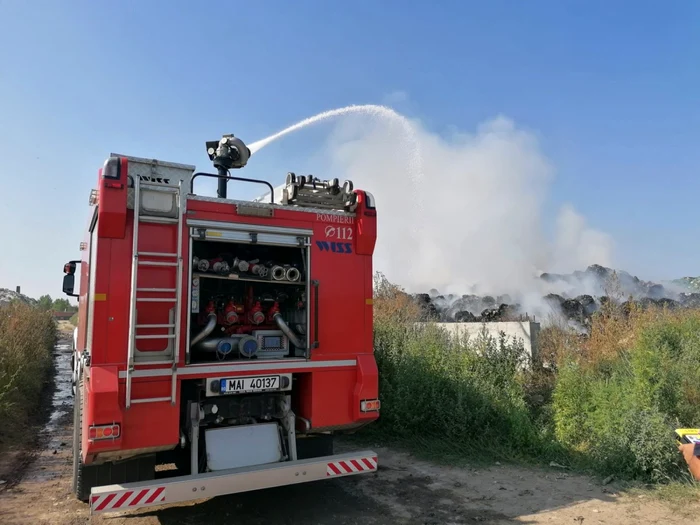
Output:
(62, 260), (81, 297)
(63, 274), (78, 297)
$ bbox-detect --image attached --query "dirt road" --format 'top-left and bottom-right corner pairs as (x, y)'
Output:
(1, 342), (698, 524)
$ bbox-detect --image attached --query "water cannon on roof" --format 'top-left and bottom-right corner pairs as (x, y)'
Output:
(206, 134), (251, 198)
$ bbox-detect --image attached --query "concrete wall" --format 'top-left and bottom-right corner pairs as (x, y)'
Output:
(430, 321), (540, 363)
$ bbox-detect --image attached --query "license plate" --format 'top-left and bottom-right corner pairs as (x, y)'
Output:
(220, 375), (280, 394)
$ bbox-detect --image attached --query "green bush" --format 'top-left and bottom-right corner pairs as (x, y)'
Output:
(0, 301), (57, 444)
(552, 310), (700, 482)
(370, 274), (557, 461)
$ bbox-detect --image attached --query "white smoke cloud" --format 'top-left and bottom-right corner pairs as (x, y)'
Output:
(552, 204), (614, 271)
(322, 110), (615, 298)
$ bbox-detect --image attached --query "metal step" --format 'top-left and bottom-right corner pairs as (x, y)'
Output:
(137, 260), (178, 267)
(135, 334), (176, 340)
(139, 216), (179, 224)
(135, 323), (176, 329)
(137, 252), (178, 258)
(131, 359), (176, 366)
(129, 396), (172, 405)
(139, 182), (180, 192)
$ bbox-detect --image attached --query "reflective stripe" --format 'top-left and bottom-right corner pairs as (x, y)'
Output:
(91, 486), (166, 512)
(326, 455), (378, 477)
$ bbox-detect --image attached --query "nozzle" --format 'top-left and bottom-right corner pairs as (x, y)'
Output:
(206, 134), (251, 199)
(206, 135), (250, 171)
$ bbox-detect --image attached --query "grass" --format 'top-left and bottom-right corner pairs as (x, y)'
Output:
(364, 272), (700, 488)
(0, 301), (57, 445)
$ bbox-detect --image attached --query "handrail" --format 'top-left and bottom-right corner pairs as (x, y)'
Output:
(190, 172), (275, 203)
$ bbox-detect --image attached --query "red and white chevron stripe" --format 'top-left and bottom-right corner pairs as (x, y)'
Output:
(91, 486), (166, 512)
(326, 455), (378, 476)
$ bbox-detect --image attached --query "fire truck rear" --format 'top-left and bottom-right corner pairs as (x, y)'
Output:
(61, 134), (380, 514)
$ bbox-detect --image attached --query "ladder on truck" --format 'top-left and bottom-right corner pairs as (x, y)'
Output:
(126, 177), (185, 409)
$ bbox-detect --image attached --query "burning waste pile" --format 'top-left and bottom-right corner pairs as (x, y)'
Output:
(412, 264), (700, 332)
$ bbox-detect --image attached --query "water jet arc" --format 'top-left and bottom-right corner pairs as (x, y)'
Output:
(247, 104), (418, 158)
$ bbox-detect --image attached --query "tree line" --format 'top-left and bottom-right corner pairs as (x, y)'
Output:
(36, 295), (78, 312)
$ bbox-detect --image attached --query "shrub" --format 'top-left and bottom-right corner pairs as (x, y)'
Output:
(371, 274), (555, 461)
(552, 307), (700, 481)
(0, 301), (56, 444)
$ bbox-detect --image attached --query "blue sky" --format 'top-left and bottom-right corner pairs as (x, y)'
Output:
(1, 1), (698, 300)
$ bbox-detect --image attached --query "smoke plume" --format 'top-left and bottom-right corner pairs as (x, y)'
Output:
(322, 111), (615, 299)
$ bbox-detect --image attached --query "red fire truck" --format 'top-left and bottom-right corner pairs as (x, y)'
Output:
(62, 134), (380, 514)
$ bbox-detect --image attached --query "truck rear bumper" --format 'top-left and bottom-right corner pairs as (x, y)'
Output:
(90, 450), (378, 514)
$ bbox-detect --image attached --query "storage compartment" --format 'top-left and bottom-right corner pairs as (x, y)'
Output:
(204, 423), (282, 471)
(188, 239), (309, 363)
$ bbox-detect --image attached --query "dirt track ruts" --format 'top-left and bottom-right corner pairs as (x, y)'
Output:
(0, 341), (698, 524)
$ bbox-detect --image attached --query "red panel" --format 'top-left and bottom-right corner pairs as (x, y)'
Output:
(311, 218), (365, 358)
(364, 256), (374, 353)
(355, 191), (377, 256)
(90, 240), (111, 365)
(105, 229), (132, 364)
(118, 380), (180, 451)
(308, 370), (356, 428)
(83, 366), (122, 461)
(187, 199), (315, 231)
(97, 158), (128, 239)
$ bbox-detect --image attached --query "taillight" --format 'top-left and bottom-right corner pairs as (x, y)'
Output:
(360, 399), (381, 412)
(88, 424), (121, 441)
(102, 156), (121, 180)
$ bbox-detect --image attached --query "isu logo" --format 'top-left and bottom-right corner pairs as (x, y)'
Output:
(323, 226), (353, 240)
(316, 241), (353, 254)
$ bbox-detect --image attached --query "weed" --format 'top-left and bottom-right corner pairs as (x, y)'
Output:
(0, 301), (56, 444)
